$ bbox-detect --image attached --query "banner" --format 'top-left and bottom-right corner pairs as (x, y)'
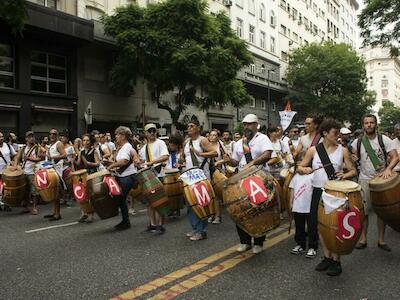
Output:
(279, 101), (297, 131)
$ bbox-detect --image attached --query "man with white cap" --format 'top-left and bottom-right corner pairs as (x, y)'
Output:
(139, 123), (169, 235)
(339, 127), (352, 152)
(224, 114), (274, 254)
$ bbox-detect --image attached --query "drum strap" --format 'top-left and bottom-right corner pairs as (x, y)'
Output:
(22, 145), (38, 168)
(315, 143), (337, 180)
(361, 135), (386, 171)
(311, 133), (322, 147)
(242, 138), (253, 164)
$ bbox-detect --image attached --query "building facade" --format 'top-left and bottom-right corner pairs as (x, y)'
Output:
(360, 47), (400, 114)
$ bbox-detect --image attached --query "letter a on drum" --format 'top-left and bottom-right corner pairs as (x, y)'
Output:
(241, 176), (268, 205)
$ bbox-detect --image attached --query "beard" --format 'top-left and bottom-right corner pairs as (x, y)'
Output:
(244, 129), (255, 141)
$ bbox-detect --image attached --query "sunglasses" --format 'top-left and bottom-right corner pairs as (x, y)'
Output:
(50, 132), (57, 135)
(187, 124), (197, 128)
(147, 129), (157, 133)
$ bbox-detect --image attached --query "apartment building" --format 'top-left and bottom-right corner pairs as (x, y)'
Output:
(360, 47), (400, 114)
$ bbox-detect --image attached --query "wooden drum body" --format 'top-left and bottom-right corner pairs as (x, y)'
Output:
(318, 180), (364, 256)
(2, 166), (27, 207)
(136, 167), (170, 217)
(180, 167), (216, 220)
(369, 173), (400, 232)
(212, 169), (227, 200)
(86, 170), (119, 219)
(71, 169), (93, 215)
(164, 168), (184, 211)
(222, 166), (279, 238)
(281, 167), (295, 214)
(34, 167), (60, 203)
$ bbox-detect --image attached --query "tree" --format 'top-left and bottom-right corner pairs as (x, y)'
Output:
(378, 101), (400, 133)
(358, 1), (400, 56)
(286, 42), (375, 125)
(0, 0), (28, 36)
(102, 0), (253, 127)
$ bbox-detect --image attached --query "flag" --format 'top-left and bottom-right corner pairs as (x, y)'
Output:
(279, 101), (297, 131)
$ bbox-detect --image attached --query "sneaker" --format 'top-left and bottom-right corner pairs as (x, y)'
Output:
(326, 260), (342, 276)
(237, 244), (251, 253)
(186, 231), (196, 237)
(78, 215), (88, 223)
(212, 216), (221, 224)
(115, 221), (131, 231)
(315, 257), (333, 272)
(143, 225), (157, 233)
(190, 233), (207, 241)
(208, 216), (214, 223)
(252, 245), (263, 254)
(306, 248), (317, 259)
(153, 226), (166, 235)
(291, 245), (305, 255)
(129, 208), (137, 216)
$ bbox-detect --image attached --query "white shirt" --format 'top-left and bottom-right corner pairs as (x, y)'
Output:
(299, 133), (322, 150)
(115, 142), (137, 177)
(223, 141), (234, 155)
(351, 135), (395, 180)
(139, 139), (169, 177)
(183, 137), (210, 179)
(166, 151), (181, 169)
(289, 173), (313, 213)
(23, 145), (38, 175)
(107, 141), (116, 152)
(392, 138), (400, 172)
(312, 145), (343, 188)
(231, 132), (273, 172)
(0, 143), (16, 174)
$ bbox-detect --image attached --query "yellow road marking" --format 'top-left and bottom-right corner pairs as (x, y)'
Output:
(149, 230), (293, 300)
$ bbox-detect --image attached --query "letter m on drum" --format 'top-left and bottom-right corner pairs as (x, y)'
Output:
(241, 176), (268, 205)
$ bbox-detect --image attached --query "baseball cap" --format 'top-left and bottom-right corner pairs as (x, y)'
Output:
(144, 123), (157, 132)
(340, 127), (351, 135)
(242, 114), (259, 123)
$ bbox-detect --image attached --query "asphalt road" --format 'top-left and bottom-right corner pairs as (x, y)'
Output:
(1, 201), (399, 300)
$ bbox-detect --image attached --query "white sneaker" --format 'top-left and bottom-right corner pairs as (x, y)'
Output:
(208, 216), (214, 223)
(212, 216), (221, 224)
(291, 245), (305, 255)
(252, 245), (263, 254)
(237, 244), (251, 253)
(129, 208), (137, 216)
(186, 231), (196, 237)
(306, 248), (317, 258)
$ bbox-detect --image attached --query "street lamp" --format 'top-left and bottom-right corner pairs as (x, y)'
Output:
(267, 68), (278, 129)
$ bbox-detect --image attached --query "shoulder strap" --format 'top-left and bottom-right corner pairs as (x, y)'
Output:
(361, 136), (383, 171)
(311, 133), (321, 147)
(377, 134), (388, 167)
(22, 145), (38, 168)
(315, 143), (337, 180)
(242, 138), (253, 164)
(145, 143), (153, 162)
(189, 139), (199, 167)
(357, 137), (362, 161)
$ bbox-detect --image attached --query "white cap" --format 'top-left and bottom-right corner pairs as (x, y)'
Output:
(144, 123), (157, 132)
(340, 127), (351, 135)
(242, 114), (259, 123)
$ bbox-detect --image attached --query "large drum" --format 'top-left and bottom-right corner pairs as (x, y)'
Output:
(222, 166), (279, 237)
(86, 170), (119, 219)
(212, 169), (227, 200)
(318, 180), (364, 255)
(369, 173), (400, 232)
(2, 166), (26, 207)
(34, 167), (60, 202)
(136, 167), (170, 217)
(163, 168), (184, 211)
(180, 167), (216, 220)
(71, 169), (93, 215)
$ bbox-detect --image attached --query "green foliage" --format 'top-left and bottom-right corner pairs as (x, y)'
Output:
(234, 122), (244, 135)
(0, 0), (28, 36)
(378, 101), (400, 133)
(286, 42), (375, 126)
(358, 0), (400, 56)
(102, 0), (252, 125)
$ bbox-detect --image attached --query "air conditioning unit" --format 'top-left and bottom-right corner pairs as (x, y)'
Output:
(223, 0), (232, 6)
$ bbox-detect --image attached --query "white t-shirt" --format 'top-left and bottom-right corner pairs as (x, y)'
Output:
(393, 138), (400, 172)
(139, 139), (169, 177)
(299, 133), (322, 150)
(351, 135), (395, 180)
(166, 151), (181, 169)
(107, 141), (116, 152)
(115, 142), (137, 177)
(231, 132), (273, 172)
(289, 173), (313, 213)
(0, 143), (16, 174)
(23, 145), (39, 175)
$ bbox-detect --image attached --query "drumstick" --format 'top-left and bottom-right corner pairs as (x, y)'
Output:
(310, 163), (333, 174)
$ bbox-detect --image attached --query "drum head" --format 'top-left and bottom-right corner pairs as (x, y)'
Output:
(137, 167), (152, 174)
(280, 168), (289, 178)
(369, 172), (400, 191)
(324, 180), (361, 192)
(3, 166), (23, 176)
(87, 169), (110, 180)
(71, 169), (87, 176)
(164, 168), (180, 174)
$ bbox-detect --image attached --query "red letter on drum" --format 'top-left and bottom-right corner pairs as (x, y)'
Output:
(35, 170), (49, 189)
(192, 182), (212, 207)
(242, 176), (268, 205)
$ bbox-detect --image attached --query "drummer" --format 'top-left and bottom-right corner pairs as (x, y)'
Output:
(13, 131), (45, 215)
(351, 114), (398, 252)
(0, 131), (17, 212)
(298, 118), (357, 276)
(267, 126), (287, 180)
(224, 114), (274, 254)
(106, 126), (140, 230)
(293, 114), (324, 160)
(393, 123), (400, 173)
(182, 117), (217, 241)
(139, 123), (169, 235)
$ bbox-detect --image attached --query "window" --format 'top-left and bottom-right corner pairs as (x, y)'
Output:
(281, 51), (288, 62)
(293, 32), (298, 42)
(270, 10), (277, 27)
(271, 101), (276, 111)
(31, 0), (56, 9)
(236, 0), (244, 8)
(382, 89), (388, 98)
(280, 25), (287, 36)
(292, 8), (298, 20)
(260, 31), (266, 49)
(249, 25), (255, 43)
(280, 0), (287, 10)
(249, 64), (255, 73)
(260, 4), (266, 22)
(248, 0), (255, 15)
(0, 43), (14, 89)
(382, 80), (388, 88)
(236, 18), (243, 38)
(261, 100), (267, 109)
(30, 51), (67, 94)
(270, 36), (276, 53)
(250, 97), (256, 108)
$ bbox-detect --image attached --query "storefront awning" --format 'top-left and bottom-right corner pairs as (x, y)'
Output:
(32, 104), (74, 113)
(0, 103), (21, 111)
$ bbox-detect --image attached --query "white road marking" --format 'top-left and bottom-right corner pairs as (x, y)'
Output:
(25, 222), (79, 233)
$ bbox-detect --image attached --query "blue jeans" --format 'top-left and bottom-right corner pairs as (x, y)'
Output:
(116, 175), (136, 224)
(187, 206), (207, 235)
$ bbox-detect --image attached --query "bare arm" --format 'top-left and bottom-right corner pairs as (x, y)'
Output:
(246, 150), (272, 168)
(337, 148), (357, 180)
(297, 147), (315, 175)
(51, 142), (67, 161)
(198, 137), (217, 158)
(380, 149), (399, 179)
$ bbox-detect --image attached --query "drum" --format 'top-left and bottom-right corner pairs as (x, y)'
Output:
(64, 167), (73, 192)
(369, 173), (400, 232)
(180, 167), (216, 220)
(222, 166), (279, 237)
(71, 169), (93, 215)
(34, 167), (60, 202)
(318, 180), (364, 255)
(212, 169), (227, 200)
(164, 168), (184, 211)
(2, 166), (27, 207)
(86, 170), (119, 219)
(136, 167), (170, 217)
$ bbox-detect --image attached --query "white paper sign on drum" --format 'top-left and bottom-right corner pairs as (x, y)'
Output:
(180, 168), (207, 186)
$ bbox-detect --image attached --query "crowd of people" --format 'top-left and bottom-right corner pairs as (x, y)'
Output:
(0, 112), (399, 277)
